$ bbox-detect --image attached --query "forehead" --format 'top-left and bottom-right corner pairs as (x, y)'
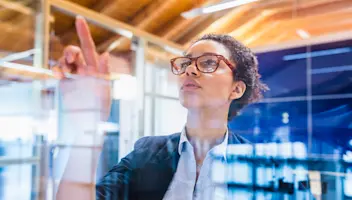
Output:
(185, 40), (230, 59)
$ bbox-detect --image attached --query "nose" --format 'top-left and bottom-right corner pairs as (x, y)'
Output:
(185, 61), (200, 77)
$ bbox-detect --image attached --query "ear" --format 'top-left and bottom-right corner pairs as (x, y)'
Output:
(230, 81), (246, 100)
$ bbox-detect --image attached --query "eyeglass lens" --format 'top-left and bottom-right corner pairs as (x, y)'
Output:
(172, 55), (219, 74)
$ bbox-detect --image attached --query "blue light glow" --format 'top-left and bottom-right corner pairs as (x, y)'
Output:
(283, 47), (351, 61)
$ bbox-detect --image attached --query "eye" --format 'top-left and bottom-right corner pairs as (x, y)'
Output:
(180, 61), (192, 68)
(201, 59), (217, 66)
(174, 58), (192, 69)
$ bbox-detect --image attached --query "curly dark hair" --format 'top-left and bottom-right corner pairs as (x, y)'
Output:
(194, 34), (269, 120)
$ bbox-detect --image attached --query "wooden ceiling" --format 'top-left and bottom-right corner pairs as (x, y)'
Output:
(51, 0), (352, 53)
(0, 0), (352, 80)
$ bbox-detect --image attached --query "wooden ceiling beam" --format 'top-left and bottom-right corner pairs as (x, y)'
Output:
(248, 7), (352, 47)
(58, 0), (153, 48)
(181, 3), (253, 48)
(0, 20), (63, 61)
(230, 0), (352, 45)
(53, 0), (100, 35)
(307, 20), (352, 36)
(181, 0), (295, 47)
(97, 0), (195, 53)
(51, 0), (185, 59)
(157, 0), (220, 40)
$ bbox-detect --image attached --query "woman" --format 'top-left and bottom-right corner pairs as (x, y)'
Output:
(55, 17), (268, 200)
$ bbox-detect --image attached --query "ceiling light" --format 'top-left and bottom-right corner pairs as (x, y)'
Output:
(203, 0), (258, 13)
(115, 28), (133, 39)
(107, 40), (121, 52)
(296, 29), (310, 39)
(182, 0), (258, 18)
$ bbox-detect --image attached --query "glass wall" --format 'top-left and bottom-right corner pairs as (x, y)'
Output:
(0, 1), (351, 200)
(0, 1), (55, 199)
(144, 57), (187, 136)
(226, 38), (352, 199)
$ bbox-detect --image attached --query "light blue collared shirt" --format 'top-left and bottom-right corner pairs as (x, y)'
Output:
(163, 128), (229, 200)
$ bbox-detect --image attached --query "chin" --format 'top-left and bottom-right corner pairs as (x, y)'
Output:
(179, 94), (204, 109)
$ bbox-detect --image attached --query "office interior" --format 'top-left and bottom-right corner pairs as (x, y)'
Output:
(0, 0), (351, 199)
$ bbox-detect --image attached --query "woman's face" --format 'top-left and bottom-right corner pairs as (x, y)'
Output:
(177, 40), (243, 110)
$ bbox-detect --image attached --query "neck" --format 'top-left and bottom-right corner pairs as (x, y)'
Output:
(185, 105), (229, 145)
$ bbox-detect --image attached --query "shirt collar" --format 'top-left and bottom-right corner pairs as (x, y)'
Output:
(178, 127), (229, 160)
(178, 128), (190, 155)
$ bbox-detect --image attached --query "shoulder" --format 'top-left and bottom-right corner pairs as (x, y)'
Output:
(133, 132), (181, 151)
(121, 132), (180, 168)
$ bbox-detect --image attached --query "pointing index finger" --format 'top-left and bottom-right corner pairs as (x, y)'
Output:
(75, 16), (99, 71)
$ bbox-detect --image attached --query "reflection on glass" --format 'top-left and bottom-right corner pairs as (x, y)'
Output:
(146, 61), (179, 98)
(344, 166), (352, 197)
(0, 80), (55, 200)
(209, 142), (352, 200)
(154, 98), (187, 136)
(229, 101), (308, 144)
(311, 39), (352, 95)
(256, 47), (308, 98)
(312, 98), (352, 155)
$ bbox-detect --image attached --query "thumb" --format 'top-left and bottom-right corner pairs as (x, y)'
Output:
(99, 52), (110, 74)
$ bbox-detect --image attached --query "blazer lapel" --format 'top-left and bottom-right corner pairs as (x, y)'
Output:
(135, 133), (181, 200)
(155, 133), (181, 178)
(137, 131), (249, 199)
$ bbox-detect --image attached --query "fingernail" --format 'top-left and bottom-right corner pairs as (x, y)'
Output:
(76, 15), (84, 20)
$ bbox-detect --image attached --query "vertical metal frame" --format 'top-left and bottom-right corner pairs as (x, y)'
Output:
(133, 37), (147, 139)
(34, 0), (50, 69)
(306, 45), (312, 154)
(150, 62), (156, 136)
(33, 0), (51, 200)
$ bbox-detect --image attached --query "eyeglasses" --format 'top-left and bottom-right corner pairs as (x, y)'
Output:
(170, 53), (235, 75)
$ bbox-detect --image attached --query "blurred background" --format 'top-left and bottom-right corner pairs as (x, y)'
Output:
(0, 0), (351, 199)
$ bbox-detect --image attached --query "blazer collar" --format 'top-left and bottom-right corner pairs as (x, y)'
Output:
(157, 130), (246, 172)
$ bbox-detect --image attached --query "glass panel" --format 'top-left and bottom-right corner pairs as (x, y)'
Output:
(233, 36), (351, 200)
(144, 96), (152, 136)
(256, 47), (308, 98)
(0, 79), (57, 199)
(229, 101), (308, 144)
(154, 98), (187, 136)
(145, 60), (179, 98)
(0, 163), (39, 200)
(311, 39), (352, 95)
(311, 98), (352, 155)
(0, 0), (37, 67)
(48, 6), (135, 199)
(154, 64), (179, 98)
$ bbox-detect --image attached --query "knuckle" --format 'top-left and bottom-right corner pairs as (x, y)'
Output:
(65, 45), (81, 54)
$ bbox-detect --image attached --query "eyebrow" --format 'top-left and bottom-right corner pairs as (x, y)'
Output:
(184, 52), (216, 57)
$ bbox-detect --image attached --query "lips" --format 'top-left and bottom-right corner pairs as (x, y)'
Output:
(181, 79), (201, 90)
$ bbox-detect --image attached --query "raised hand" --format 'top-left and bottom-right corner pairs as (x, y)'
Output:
(53, 16), (109, 78)
(52, 16), (111, 120)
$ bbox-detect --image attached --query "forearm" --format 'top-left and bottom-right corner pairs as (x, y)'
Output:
(56, 78), (110, 199)
(55, 130), (104, 199)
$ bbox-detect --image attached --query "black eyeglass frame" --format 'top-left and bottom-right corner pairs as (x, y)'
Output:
(170, 53), (235, 75)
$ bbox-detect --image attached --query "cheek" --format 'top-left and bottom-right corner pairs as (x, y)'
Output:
(177, 76), (185, 89)
(204, 72), (233, 99)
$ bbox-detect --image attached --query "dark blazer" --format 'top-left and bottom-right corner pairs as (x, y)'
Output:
(96, 131), (250, 200)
